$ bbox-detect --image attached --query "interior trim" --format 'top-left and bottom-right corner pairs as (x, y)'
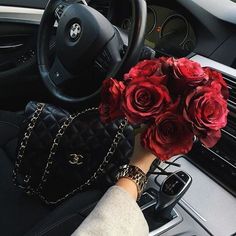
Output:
(180, 199), (207, 222)
(222, 129), (236, 141)
(190, 54), (236, 79)
(202, 143), (236, 169)
(187, 0), (236, 24)
(0, 43), (23, 49)
(140, 192), (157, 211)
(0, 6), (43, 24)
(149, 209), (182, 236)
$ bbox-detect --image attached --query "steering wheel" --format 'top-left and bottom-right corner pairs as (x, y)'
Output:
(37, 0), (147, 108)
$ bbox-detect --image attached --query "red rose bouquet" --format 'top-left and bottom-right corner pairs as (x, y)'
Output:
(99, 57), (229, 161)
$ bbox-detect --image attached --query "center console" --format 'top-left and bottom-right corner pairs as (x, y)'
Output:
(138, 170), (192, 234)
(141, 157), (236, 236)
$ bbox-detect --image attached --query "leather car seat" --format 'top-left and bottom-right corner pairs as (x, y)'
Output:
(0, 110), (102, 236)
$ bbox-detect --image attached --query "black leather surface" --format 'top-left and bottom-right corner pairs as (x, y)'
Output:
(17, 102), (71, 191)
(16, 102), (134, 204)
(25, 190), (102, 236)
(43, 108), (134, 202)
(0, 111), (50, 236)
(0, 110), (103, 236)
(0, 148), (50, 236)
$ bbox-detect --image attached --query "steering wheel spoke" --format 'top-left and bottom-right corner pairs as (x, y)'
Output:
(54, 0), (88, 22)
(95, 33), (124, 75)
(49, 57), (75, 86)
(54, 1), (70, 22)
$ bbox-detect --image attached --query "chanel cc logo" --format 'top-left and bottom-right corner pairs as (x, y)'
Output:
(69, 154), (84, 166)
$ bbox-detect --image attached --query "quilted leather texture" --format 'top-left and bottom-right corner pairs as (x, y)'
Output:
(15, 102), (134, 204)
(16, 102), (70, 191)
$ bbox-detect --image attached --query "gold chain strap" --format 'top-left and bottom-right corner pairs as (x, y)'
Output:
(37, 108), (128, 205)
(13, 103), (128, 205)
(38, 107), (99, 190)
(13, 103), (46, 189)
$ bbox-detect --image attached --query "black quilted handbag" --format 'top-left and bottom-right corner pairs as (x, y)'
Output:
(13, 102), (134, 205)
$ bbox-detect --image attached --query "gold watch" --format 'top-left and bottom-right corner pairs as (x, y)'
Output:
(116, 164), (148, 200)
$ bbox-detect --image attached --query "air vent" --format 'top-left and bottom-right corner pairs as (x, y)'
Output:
(224, 75), (236, 108)
(187, 72), (236, 196)
(223, 74), (236, 134)
(90, 0), (111, 18)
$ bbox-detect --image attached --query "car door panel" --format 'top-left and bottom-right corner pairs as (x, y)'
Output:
(0, 0), (48, 9)
(0, 5), (51, 111)
(0, 23), (37, 76)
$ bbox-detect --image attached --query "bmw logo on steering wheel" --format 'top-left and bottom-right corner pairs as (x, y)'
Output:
(69, 23), (82, 41)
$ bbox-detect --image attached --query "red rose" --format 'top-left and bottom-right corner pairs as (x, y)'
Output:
(141, 112), (194, 160)
(124, 57), (168, 84)
(170, 58), (209, 94)
(183, 85), (229, 147)
(99, 78), (125, 123)
(204, 67), (229, 100)
(122, 78), (171, 124)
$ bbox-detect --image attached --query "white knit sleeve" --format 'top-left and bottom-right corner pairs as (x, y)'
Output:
(72, 186), (149, 236)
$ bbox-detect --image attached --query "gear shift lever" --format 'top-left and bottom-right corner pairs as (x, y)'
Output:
(155, 170), (192, 220)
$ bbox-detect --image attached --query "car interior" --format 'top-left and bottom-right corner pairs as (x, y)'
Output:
(0, 0), (236, 235)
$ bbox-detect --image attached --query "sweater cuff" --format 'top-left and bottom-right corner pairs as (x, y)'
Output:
(72, 186), (149, 236)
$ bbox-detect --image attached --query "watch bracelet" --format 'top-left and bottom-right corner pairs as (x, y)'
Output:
(116, 165), (148, 200)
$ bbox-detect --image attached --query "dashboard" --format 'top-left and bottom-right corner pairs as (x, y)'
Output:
(88, 0), (197, 57)
(87, 0), (236, 68)
(119, 5), (196, 57)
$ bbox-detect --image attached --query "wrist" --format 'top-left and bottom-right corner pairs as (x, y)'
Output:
(116, 178), (138, 200)
(130, 154), (156, 174)
(116, 165), (148, 200)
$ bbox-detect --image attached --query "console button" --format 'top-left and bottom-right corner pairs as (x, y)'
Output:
(176, 171), (190, 183)
(138, 192), (155, 208)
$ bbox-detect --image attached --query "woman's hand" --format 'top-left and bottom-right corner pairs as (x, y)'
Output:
(130, 133), (156, 174)
(116, 131), (157, 200)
